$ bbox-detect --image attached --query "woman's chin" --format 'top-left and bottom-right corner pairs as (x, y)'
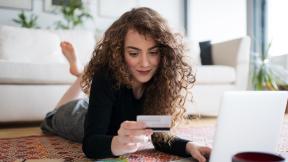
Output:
(134, 76), (153, 84)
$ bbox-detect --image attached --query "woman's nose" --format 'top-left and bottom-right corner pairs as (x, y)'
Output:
(139, 53), (150, 67)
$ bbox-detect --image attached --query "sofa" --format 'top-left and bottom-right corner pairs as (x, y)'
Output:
(0, 25), (250, 122)
(0, 26), (95, 122)
(184, 36), (251, 116)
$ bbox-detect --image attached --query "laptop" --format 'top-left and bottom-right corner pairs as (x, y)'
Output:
(172, 91), (288, 162)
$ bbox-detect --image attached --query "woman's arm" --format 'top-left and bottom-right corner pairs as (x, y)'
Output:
(151, 133), (211, 162)
(82, 70), (154, 159)
(82, 70), (116, 159)
(151, 132), (190, 157)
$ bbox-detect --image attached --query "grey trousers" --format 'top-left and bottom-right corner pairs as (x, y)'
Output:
(41, 98), (88, 143)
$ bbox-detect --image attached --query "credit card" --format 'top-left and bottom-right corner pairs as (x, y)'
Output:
(137, 115), (171, 132)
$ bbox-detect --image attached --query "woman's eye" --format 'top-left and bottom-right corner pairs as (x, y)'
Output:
(129, 52), (138, 57)
(149, 51), (159, 55)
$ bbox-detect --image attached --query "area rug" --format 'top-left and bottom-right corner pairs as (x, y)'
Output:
(0, 122), (287, 162)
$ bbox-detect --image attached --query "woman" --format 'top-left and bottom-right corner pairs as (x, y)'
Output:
(41, 7), (211, 162)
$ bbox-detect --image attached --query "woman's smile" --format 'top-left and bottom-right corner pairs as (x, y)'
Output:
(136, 69), (152, 75)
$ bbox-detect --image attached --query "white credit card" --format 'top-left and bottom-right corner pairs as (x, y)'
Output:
(137, 115), (171, 132)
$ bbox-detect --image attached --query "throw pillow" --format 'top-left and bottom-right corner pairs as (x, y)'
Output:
(199, 41), (213, 65)
(183, 39), (201, 66)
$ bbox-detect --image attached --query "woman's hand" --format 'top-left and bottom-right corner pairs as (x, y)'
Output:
(111, 121), (153, 156)
(186, 142), (211, 162)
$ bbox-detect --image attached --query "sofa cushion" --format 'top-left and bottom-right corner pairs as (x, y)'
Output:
(0, 60), (74, 84)
(183, 39), (201, 65)
(199, 41), (213, 65)
(0, 25), (64, 63)
(195, 65), (236, 84)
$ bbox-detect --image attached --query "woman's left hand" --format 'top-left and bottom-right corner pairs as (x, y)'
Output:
(186, 142), (211, 162)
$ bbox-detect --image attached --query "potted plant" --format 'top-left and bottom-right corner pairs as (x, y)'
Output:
(252, 41), (288, 91)
(55, 0), (93, 30)
(252, 42), (279, 90)
(13, 11), (39, 28)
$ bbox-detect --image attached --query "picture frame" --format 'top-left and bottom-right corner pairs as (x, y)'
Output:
(43, 0), (61, 13)
(43, 0), (82, 13)
(0, 0), (33, 11)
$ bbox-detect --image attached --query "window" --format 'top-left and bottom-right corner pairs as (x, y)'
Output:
(187, 0), (246, 42)
(267, 0), (288, 57)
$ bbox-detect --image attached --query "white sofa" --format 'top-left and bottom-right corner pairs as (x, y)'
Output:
(0, 25), (250, 122)
(185, 37), (251, 116)
(0, 26), (95, 122)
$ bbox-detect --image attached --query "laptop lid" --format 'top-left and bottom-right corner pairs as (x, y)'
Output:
(210, 91), (288, 162)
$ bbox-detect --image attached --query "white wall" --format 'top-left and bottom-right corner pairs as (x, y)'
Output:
(0, 0), (184, 34)
(0, 0), (72, 29)
(188, 0), (247, 43)
(0, 0), (247, 42)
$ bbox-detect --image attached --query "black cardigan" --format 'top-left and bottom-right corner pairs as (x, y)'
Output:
(82, 69), (190, 159)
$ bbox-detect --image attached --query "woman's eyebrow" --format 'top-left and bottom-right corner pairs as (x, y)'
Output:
(126, 46), (140, 50)
(149, 46), (159, 50)
(126, 45), (159, 51)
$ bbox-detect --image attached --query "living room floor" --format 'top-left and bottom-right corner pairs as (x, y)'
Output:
(0, 115), (287, 162)
(0, 116), (217, 138)
(0, 126), (42, 138)
(1, 114), (287, 139)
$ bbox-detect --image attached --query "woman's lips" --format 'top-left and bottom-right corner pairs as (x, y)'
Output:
(137, 70), (151, 75)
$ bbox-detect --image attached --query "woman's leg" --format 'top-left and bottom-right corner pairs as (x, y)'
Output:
(41, 41), (88, 142)
(55, 41), (85, 108)
(60, 41), (83, 77)
(55, 77), (85, 108)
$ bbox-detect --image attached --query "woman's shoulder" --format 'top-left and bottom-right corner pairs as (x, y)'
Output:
(89, 67), (118, 98)
(92, 67), (115, 84)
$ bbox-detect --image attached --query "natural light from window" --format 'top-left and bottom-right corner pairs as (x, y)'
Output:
(267, 1), (288, 57)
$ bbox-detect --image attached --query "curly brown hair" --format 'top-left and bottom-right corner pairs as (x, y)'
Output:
(81, 7), (195, 126)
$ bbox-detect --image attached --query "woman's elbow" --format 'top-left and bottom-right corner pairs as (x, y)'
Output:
(82, 140), (96, 159)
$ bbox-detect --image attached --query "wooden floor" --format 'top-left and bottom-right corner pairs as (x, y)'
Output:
(0, 127), (43, 138)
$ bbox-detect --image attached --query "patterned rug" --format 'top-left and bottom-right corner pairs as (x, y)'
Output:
(0, 122), (287, 162)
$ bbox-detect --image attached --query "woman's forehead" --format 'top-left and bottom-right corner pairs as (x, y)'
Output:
(124, 29), (156, 47)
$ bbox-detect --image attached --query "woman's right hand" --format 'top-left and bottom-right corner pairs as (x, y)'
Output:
(111, 121), (153, 156)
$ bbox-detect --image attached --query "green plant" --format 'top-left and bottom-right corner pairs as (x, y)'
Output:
(55, 0), (93, 29)
(13, 11), (38, 28)
(252, 42), (279, 90)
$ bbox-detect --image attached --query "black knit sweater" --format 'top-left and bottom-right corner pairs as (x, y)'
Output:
(82, 69), (190, 159)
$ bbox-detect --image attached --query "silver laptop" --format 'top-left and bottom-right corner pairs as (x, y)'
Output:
(172, 91), (288, 162)
(210, 91), (287, 162)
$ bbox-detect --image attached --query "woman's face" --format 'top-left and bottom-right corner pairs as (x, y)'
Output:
(124, 29), (160, 86)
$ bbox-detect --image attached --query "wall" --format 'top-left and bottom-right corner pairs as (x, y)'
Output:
(0, 0), (184, 34)
(0, 0), (247, 42)
(188, 0), (247, 42)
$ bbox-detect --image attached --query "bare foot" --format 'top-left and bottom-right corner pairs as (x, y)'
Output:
(60, 41), (83, 77)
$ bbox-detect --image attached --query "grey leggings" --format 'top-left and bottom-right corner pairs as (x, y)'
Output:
(41, 98), (88, 143)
